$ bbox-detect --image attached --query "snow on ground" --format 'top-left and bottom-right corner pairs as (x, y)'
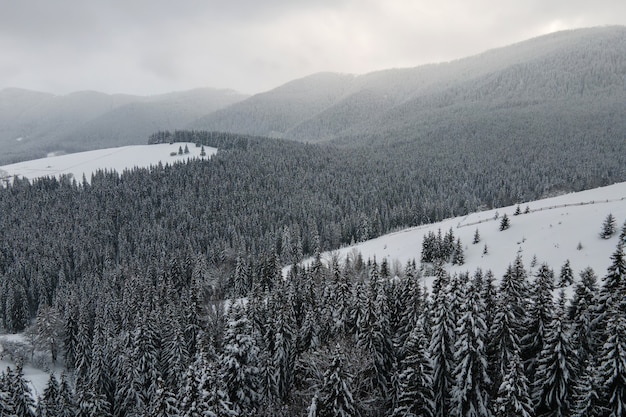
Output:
(0, 333), (57, 399)
(306, 182), (626, 286)
(0, 142), (217, 184)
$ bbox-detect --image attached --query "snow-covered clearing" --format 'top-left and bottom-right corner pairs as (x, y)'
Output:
(305, 182), (626, 286)
(0, 142), (217, 184)
(0, 333), (58, 399)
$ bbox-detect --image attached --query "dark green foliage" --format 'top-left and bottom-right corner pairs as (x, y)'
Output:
(499, 214), (510, 231)
(600, 214), (617, 239)
(316, 348), (357, 417)
(473, 228), (480, 244)
(495, 350), (533, 417)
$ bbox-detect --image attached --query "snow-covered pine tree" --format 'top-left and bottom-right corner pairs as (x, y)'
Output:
(473, 228), (481, 244)
(571, 358), (605, 417)
(532, 302), (577, 417)
(392, 326), (434, 417)
(39, 373), (61, 417)
(429, 286), (456, 417)
(600, 213), (617, 239)
(452, 237), (465, 265)
(451, 281), (492, 417)
(569, 267), (600, 369)
(521, 263), (554, 386)
(149, 376), (180, 417)
(317, 347), (357, 417)
(494, 350), (533, 417)
(558, 259), (574, 287)
(220, 302), (260, 415)
(488, 257), (529, 396)
(499, 214), (510, 231)
(10, 364), (36, 417)
(597, 305), (626, 417)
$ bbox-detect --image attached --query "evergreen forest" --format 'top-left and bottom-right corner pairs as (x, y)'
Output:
(0, 131), (625, 416)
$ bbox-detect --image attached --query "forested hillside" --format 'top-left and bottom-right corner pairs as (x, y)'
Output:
(0, 130), (625, 415)
(191, 26), (626, 149)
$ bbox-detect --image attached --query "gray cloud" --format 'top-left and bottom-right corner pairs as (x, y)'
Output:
(1, 0), (625, 95)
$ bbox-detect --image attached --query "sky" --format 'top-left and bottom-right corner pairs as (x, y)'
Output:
(1, 0), (625, 96)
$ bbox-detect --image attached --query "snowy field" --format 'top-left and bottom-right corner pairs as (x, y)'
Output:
(307, 181), (626, 286)
(0, 142), (217, 184)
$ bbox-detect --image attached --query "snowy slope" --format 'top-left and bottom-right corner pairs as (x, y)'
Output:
(311, 182), (626, 285)
(0, 142), (217, 184)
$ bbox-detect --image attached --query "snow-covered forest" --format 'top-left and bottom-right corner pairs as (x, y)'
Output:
(0, 129), (625, 416)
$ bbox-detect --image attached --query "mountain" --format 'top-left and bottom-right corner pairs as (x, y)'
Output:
(0, 88), (248, 165)
(190, 26), (626, 145)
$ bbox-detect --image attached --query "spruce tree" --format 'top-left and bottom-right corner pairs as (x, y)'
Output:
(220, 302), (260, 415)
(473, 228), (481, 244)
(597, 307), (626, 417)
(392, 327), (434, 417)
(451, 281), (492, 417)
(600, 213), (616, 239)
(570, 267), (600, 368)
(429, 287), (456, 417)
(521, 263), (554, 385)
(495, 350), (533, 417)
(11, 364), (36, 417)
(571, 358), (605, 417)
(558, 259), (574, 287)
(499, 214), (510, 231)
(532, 303), (577, 417)
(317, 348), (357, 417)
(40, 373), (62, 417)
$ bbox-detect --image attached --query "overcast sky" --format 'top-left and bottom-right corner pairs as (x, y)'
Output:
(1, 0), (625, 96)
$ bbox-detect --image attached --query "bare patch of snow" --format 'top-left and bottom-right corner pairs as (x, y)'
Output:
(0, 142), (217, 185)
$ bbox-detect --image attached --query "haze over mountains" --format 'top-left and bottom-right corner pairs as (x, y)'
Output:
(2, 25), (625, 166)
(0, 88), (247, 165)
(192, 26), (626, 145)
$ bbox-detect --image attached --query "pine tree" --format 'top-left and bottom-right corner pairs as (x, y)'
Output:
(489, 257), (529, 395)
(317, 347), (357, 417)
(199, 357), (237, 417)
(571, 358), (605, 417)
(451, 281), (492, 417)
(570, 267), (600, 368)
(40, 373), (62, 417)
(532, 303), (577, 417)
(452, 237), (465, 266)
(499, 214), (510, 231)
(429, 287), (456, 417)
(597, 307), (626, 417)
(495, 350), (533, 417)
(220, 302), (260, 415)
(392, 327), (434, 417)
(473, 228), (481, 244)
(521, 263), (554, 385)
(11, 364), (36, 417)
(600, 213), (616, 239)
(180, 362), (204, 417)
(58, 372), (77, 417)
(558, 259), (574, 288)
(149, 376), (180, 417)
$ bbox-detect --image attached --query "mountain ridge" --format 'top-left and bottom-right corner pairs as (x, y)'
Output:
(190, 25), (626, 144)
(0, 87), (248, 165)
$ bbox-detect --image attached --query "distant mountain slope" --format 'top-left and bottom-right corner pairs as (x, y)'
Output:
(0, 88), (247, 165)
(190, 26), (626, 145)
